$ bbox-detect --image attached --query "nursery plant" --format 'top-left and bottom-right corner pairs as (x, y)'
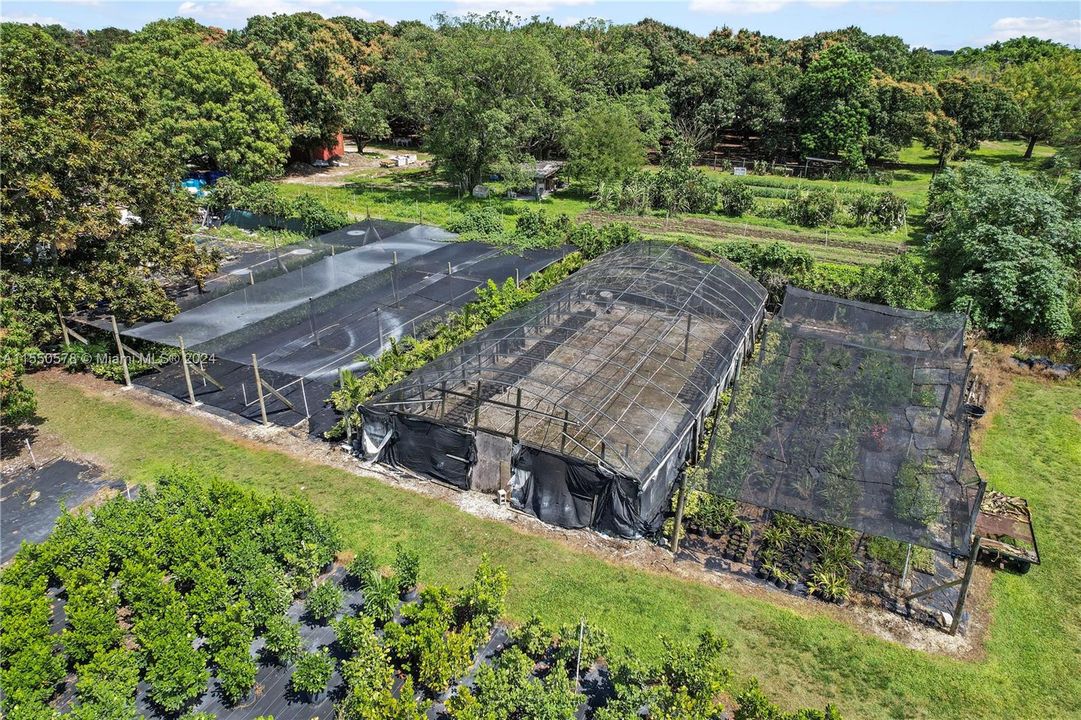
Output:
(216, 644), (258, 705)
(305, 580), (344, 623)
(291, 649), (335, 697)
(393, 544), (421, 596)
(362, 574), (400, 626)
(263, 614), (304, 663)
(347, 549), (378, 589)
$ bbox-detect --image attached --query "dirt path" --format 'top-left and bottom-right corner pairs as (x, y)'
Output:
(34, 370), (991, 659)
(581, 210), (907, 258)
(278, 144), (431, 188)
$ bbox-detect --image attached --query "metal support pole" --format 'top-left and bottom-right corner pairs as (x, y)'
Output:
(950, 537), (981, 635)
(308, 298), (320, 345)
(473, 380), (481, 429)
(683, 313), (691, 361)
(252, 354), (269, 425)
(934, 384), (952, 436)
(178, 335), (199, 406)
(670, 476), (688, 553)
(110, 315), (131, 388)
(561, 410), (569, 452)
(300, 378), (310, 419)
(440, 381), (447, 419)
(448, 261), (452, 276)
(513, 388), (522, 441)
(393, 251), (398, 265)
(340, 368), (353, 443)
(248, 269), (255, 285)
(376, 308), (384, 348)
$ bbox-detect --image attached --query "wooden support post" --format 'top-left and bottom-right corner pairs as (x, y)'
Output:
(251, 354), (269, 425)
(670, 476), (688, 554)
(178, 336), (199, 406)
(340, 368), (352, 442)
(513, 388), (522, 441)
(950, 537), (981, 635)
(56, 306), (71, 348)
(110, 315), (131, 388)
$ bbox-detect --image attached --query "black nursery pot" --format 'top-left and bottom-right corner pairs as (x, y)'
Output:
(401, 587), (418, 602)
(707, 528), (723, 539)
(687, 523), (703, 536)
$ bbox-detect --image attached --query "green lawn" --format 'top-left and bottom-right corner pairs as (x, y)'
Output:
(277, 140), (1056, 269)
(276, 167), (594, 233)
(25, 373), (1081, 719)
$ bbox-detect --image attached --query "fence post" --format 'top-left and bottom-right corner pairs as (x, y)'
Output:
(340, 368), (353, 443)
(178, 335), (198, 406)
(56, 306), (71, 348)
(110, 315), (131, 388)
(251, 354), (269, 426)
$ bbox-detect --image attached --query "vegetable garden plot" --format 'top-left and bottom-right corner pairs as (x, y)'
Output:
(708, 287), (982, 557)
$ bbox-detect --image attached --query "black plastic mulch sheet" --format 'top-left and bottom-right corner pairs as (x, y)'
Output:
(382, 415), (476, 489)
(0, 459), (115, 564)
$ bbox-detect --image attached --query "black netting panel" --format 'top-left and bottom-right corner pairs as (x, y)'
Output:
(708, 288), (981, 556)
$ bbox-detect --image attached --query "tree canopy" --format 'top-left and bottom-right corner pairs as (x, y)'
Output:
(0, 22), (205, 344)
(229, 12), (360, 148)
(927, 163), (1081, 339)
(108, 18), (290, 181)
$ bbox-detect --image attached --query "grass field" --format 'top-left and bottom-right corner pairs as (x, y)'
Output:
(277, 140), (1055, 269)
(25, 372), (1081, 719)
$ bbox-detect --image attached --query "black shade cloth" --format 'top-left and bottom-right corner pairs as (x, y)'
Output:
(383, 415), (476, 489)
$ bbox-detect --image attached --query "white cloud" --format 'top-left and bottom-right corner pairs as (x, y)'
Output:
(979, 16), (1081, 47)
(689, 0), (847, 14)
(176, 0), (383, 27)
(450, 0), (595, 17)
(0, 12), (72, 27)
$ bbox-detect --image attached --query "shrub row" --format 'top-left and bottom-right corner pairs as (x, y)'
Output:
(203, 178), (349, 235)
(0, 468), (341, 717)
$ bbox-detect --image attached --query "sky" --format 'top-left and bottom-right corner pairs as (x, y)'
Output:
(2, 0), (1079, 50)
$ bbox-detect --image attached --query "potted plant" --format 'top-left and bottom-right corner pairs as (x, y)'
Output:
(262, 614), (303, 664)
(362, 574), (399, 626)
(291, 649), (334, 700)
(347, 549), (378, 590)
(393, 544), (421, 600)
(305, 580), (343, 624)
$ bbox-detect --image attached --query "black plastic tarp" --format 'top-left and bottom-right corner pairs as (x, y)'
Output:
(512, 446), (647, 538)
(382, 415), (476, 490)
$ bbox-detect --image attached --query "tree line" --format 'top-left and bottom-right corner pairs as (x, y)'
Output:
(24, 14), (1081, 187)
(1, 16), (1079, 429)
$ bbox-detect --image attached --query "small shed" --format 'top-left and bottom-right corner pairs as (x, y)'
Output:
(520, 160), (564, 200)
